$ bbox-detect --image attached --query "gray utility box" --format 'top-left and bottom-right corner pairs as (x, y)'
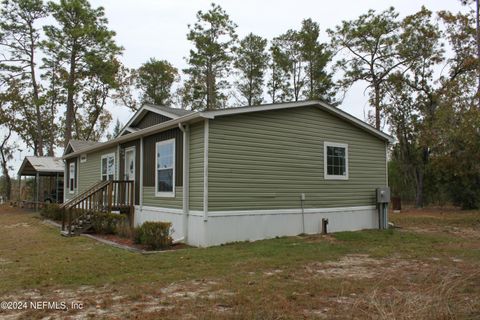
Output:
(376, 187), (390, 203)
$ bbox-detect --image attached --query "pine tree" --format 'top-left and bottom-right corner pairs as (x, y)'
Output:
(43, 0), (122, 144)
(137, 58), (178, 106)
(183, 3), (237, 110)
(233, 33), (268, 106)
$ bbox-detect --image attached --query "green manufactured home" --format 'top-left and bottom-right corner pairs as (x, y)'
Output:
(63, 101), (392, 247)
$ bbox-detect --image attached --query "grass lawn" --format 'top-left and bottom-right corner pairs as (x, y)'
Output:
(0, 205), (479, 319)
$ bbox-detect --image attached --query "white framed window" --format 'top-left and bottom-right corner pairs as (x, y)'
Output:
(155, 138), (175, 197)
(69, 161), (76, 193)
(324, 142), (349, 180)
(101, 153), (116, 181)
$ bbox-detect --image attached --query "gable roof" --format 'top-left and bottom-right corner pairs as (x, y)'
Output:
(64, 100), (393, 159)
(18, 156), (64, 176)
(64, 140), (101, 156)
(117, 104), (194, 137)
(202, 100), (393, 142)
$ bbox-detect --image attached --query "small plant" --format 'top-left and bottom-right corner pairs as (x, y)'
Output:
(134, 221), (173, 250)
(40, 203), (64, 221)
(115, 219), (134, 238)
(90, 212), (127, 234)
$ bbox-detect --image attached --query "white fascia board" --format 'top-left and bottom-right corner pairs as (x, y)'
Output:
(64, 112), (205, 160)
(202, 100), (394, 143)
(117, 104), (185, 138)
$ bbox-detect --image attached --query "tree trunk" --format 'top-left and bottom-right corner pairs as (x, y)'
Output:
(477, 0), (480, 107)
(0, 130), (12, 200)
(28, 23), (43, 156)
(374, 83), (381, 129)
(65, 48), (77, 148)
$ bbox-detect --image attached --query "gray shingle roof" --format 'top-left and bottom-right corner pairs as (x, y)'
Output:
(69, 140), (101, 152)
(18, 156), (64, 176)
(145, 104), (194, 117)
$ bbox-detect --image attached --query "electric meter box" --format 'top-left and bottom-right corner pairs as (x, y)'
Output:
(376, 187), (390, 203)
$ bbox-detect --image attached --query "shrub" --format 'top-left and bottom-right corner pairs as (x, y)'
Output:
(134, 222), (173, 250)
(115, 219), (134, 238)
(41, 203), (64, 221)
(90, 212), (127, 234)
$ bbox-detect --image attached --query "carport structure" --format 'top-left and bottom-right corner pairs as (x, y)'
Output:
(17, 156), (64, 210)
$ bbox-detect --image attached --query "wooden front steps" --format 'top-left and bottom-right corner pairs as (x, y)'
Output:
(61, 180), (134, 237)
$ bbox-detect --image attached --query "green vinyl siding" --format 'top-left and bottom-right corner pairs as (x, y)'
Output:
(207, 106), (387, 211)
(189, 121), (204, 211)
(142, 186), (183, 208)
(77, 147), (118, 194)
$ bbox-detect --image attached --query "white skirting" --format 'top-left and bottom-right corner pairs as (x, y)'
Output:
(134, 205), (378, 247)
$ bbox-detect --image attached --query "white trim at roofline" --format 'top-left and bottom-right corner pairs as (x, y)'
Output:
(204, 101), (394, 143)
(117, 104), (184, 137)
(64, 100), (393, 159)
(64, 111), (206, 159)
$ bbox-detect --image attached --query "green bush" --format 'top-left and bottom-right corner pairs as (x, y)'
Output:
(90, 212), (128, 234)
(134, 222), (173, 250)
(41, 204), (64, 221)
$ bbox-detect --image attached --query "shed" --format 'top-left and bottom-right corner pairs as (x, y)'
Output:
(17, 156), (65, 209)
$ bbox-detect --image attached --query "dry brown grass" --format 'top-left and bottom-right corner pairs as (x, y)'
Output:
(0, 205), (479, 319)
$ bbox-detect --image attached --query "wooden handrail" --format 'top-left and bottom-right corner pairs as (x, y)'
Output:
(60, 180), (110, 209)
(62, 180), (135, 234)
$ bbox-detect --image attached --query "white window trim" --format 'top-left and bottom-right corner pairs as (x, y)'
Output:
(155, 138), (176, 198)
(69, 161), (75, 194)
(124, 146), (136, 181)
(100, 153), (116, 181)
(324, 141), (349, 180)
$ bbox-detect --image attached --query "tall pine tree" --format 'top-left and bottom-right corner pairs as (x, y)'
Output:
(183, 3), (237, 110)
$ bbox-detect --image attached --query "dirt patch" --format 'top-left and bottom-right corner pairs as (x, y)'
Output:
(0, 222), (31, 229)
(0, 279), (235, 319)
(304, 254), (421, 279)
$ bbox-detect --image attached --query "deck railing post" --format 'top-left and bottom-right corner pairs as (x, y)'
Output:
(107, 181), (113, 213)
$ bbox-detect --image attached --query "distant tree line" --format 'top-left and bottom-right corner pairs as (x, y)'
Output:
(1, 0), (479, 209)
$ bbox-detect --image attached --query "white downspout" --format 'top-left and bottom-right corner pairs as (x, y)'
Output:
(178, 123), (190, 242)
(203, 119), (209, 222)
(139, 136), (144, 213)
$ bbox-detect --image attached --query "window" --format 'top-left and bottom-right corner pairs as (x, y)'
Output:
(155, 139), (175, 197)
(101, 153), (115, 181)
(69, 162), (76, 193)
(80, 154), (87, 163)
(324, 142), (348, 180)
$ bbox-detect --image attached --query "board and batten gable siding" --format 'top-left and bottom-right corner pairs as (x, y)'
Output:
(207, 106), (387, 211)
(136, 112), (171, 129)
(189, 121), (204, 211)
(77, 147), (118, 194)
